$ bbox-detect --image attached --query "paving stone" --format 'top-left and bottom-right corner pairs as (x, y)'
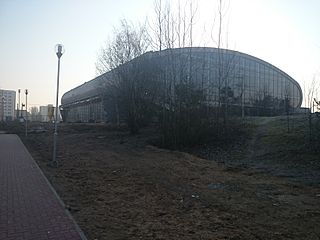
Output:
(0, 135), (87, 240)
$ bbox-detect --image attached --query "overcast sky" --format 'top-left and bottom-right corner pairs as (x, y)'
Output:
(1, 0), (319, 108)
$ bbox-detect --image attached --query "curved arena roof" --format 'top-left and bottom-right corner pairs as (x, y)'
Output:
(62, 47), (302, 113)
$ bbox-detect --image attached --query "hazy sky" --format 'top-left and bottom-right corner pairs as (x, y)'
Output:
(1, 0), (319, 108)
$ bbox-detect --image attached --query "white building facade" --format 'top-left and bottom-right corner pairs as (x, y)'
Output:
(0, 89), (16, 121)
(40, 105), (51, 122)
(39, 104), (60, 122)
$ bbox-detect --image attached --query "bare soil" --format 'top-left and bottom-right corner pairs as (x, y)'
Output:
(22, 119), (320, 240)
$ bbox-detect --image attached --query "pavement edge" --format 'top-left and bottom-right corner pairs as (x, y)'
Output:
(17, 135), (88, 240)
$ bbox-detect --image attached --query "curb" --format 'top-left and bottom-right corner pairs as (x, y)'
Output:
(18, 135), (88, 240)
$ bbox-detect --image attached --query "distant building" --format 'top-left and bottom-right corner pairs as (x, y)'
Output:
(39, 104), (60, 122)
(0, 89), (16, 121)
(39, 105), (49, 122)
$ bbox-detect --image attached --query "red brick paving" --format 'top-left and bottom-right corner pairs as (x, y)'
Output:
(0, 134), (87, 240)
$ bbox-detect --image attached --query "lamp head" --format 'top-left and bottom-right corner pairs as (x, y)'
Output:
(55, 44), (65, 58)
(25, 89), (28, 95)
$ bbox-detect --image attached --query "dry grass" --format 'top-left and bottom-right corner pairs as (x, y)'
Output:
(20, 118), (320, 240)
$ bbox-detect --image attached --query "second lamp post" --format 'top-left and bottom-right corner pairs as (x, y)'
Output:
(25, 89), (28, 137)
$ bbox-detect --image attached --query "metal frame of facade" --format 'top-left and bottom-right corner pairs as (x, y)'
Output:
(61, 47), (303, 122)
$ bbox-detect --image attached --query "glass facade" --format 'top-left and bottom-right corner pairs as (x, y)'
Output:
(61, 47), (303, 122)
(180, 48), (302, 111)
(61, 97), (103, 123)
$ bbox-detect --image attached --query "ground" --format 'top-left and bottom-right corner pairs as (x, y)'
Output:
(18, 116), (320, 240)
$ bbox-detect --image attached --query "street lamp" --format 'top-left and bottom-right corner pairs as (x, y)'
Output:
(1, 96), (5, 122)
(25, 89), (28, 137)
(18, 89), (21, 118)
(52, 44), (65, 166)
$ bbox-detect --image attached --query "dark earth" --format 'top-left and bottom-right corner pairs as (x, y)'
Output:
(21, 115), (320, 240)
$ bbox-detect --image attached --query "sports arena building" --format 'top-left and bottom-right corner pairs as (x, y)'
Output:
(61, 47), (303, 122)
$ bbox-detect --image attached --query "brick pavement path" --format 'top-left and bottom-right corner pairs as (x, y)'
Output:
(0, 134), (87, 240)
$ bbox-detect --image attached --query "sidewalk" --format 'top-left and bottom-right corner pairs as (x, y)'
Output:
(0, 134), (87, 240)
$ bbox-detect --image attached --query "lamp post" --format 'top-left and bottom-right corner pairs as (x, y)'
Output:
(18, 89), (21, 119)
(1, 96), (5, 122)
(52, 44), (65, 166)
(25, 89), (28, 137)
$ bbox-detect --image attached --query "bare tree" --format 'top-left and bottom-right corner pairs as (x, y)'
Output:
(149, 0), (240, 146)
(96, 19), (148, 74)
(149, 0), (215, 147)
(304, 75), (320, 143)
(214, 0), (235, 125)
(96, 19), (152, 133)
(305, 76), (319, 112)
(95, 0), (239, 146)
(314, 98), (320, 112)
(284, 81), (292, 132)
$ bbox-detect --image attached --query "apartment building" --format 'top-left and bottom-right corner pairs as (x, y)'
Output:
(0, 89), (16, 121)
